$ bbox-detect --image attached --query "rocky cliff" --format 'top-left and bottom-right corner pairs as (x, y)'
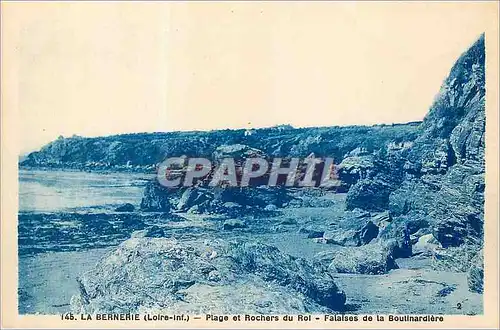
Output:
(21, 123), (420, 172)
(388, 35), (485, 249)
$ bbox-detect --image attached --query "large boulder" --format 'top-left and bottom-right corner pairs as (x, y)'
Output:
(346, 178), (392, 212)
(337, 154), (375, 189)
(321, 210), (379, 247)
(70, 238), (346, 313)
(388, 178), (437, 218)
(378, 220), (412, 258)
(315, 241), (398, 275)
(342, 146), (407, 212)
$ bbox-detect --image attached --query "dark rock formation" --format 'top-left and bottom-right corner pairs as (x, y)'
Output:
(344, 150), (408, 212)
(141, 182), (293, 216)
(140, 181), (173, 212)
(359, 221), (379, 244)
(346, 178), (392, 212)
(320, 210), (379, 247)
(114, 203), (135, 212)
(70, 238), (346, 313)
(378, 219), (412, 258)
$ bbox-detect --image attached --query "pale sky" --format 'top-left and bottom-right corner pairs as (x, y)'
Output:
(2, 2), (497, 153)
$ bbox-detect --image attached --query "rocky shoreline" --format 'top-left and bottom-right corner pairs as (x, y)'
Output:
(19, 36), (485, 315)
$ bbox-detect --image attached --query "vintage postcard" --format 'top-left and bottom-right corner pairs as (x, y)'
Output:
(1, 1), (499, 329)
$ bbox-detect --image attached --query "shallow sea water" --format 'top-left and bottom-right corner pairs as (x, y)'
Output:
(19, 169), (149, 212)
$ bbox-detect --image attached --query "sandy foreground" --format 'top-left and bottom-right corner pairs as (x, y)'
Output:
(18, 247), (114, 315)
